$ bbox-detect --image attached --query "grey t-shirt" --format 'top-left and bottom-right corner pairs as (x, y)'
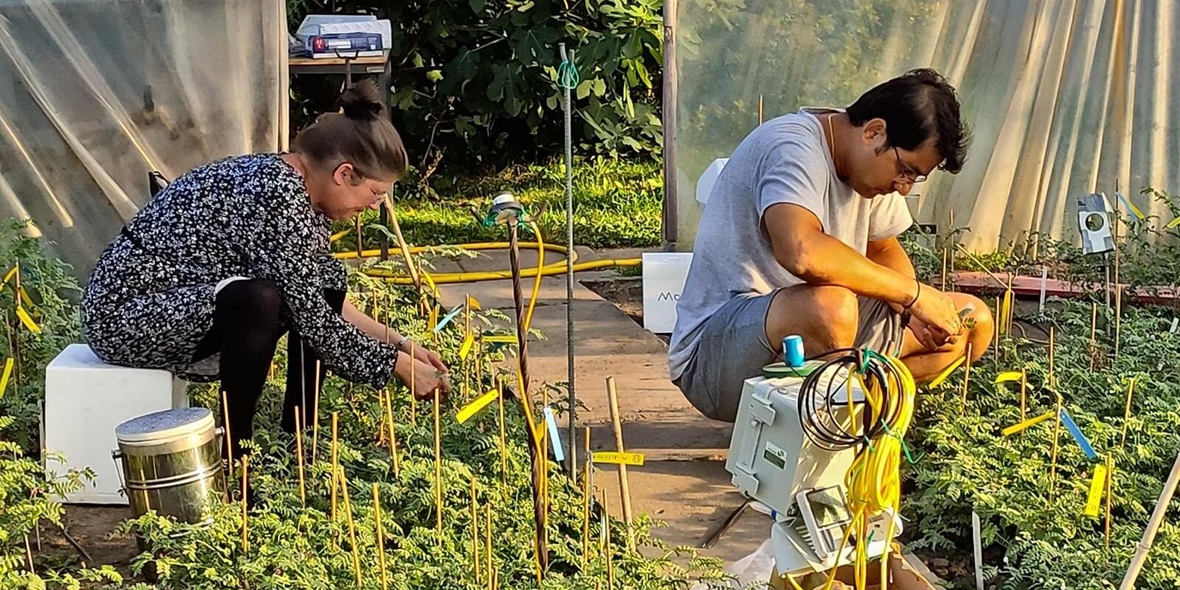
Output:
(668, 108), (914, 380)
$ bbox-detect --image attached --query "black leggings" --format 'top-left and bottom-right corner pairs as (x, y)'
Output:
(191, 279), (343, 458)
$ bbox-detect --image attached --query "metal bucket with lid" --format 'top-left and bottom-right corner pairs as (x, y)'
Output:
(113, 407), (225, 525)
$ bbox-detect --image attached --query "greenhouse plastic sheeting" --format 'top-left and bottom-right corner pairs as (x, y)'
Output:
(671, 0), (1180, 252)
(0, 0), (288, 276)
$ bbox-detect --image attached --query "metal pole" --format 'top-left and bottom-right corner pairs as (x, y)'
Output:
(560, 44), (577, 479)
(662, 0), (679, 250)
(507, 216), (548, 575)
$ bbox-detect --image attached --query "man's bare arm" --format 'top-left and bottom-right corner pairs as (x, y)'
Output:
(764, 203), (918, 306)
(865, 236), (916, 313)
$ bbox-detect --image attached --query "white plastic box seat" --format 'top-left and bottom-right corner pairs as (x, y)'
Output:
(43, 344), (188, 504)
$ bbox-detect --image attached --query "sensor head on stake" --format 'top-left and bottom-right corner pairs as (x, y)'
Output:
(486, 192), (524, 225)
(1076, 193), (1114, 255)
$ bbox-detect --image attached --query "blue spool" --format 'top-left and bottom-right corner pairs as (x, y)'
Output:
(783, 335), (805, 368)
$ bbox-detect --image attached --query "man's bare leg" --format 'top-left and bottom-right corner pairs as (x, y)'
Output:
(898, 292), (994, 382)
(764, 285), (861, 357)
(765, 286), (994, 382)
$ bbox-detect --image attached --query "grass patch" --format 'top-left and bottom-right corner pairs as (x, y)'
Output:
(338, 157), (662, 251)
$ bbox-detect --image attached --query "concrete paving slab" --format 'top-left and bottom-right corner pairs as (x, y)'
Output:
(432, 247), (764, 564)
(595, 459), (769, 565)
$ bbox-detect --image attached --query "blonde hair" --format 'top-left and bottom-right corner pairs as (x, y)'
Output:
(292, 79), (407, 181)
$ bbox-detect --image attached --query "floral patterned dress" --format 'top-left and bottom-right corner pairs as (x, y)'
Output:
(81, 153), (398, 386)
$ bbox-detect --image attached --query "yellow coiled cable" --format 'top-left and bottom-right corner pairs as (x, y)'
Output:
(820, 352), (916, 590)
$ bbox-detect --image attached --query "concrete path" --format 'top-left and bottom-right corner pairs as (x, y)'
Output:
(429, 245), (769, 565)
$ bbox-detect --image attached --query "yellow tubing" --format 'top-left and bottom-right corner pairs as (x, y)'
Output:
(331, 237), (641, 285)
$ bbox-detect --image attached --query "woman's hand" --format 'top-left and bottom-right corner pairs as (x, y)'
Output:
(393, 352), (451, 399)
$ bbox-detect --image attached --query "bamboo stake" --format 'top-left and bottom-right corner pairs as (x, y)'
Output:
(1048, 328), (1056, 391)
(1119, 449), (1180, 590)
(373, 483), (388, 590)
(940, 247), (948, 289)
(1019, 369), (1028, 423)
(1090, 302), (1099, 371)
(1114, 285), (1123, 362)
(294, 406), (306, 507)
(583, 425), (592, 567)
(1120, 378), (1137, 449)
(993, 296), (1000, 367)
(241, 455), (249, 553)
(312, 360), (322, 466)
(603, 490), (614, 590)
(331, 412), (339, 522)
(605, 377), (634, 548)
(385, 387), (400, 478)
(1105, 455), (1114, 554)
(1048, 395), (1062, 502)
(497, 377), (508, 487)
(381, 194), (422, 297)
(338, 468), (362, 586)
(434, 386), (443, 546)
(485, 505), (493, 590)
(471, 477), (480, 585)
(960, 344), (973, 411)
(24, 533), (33, 572)
(948, 210), (956, 287)
(1005, 275), (1015, 335)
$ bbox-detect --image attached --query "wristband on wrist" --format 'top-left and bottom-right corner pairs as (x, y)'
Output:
(902, 277), (921, 311)
(395, 335), (411, 352)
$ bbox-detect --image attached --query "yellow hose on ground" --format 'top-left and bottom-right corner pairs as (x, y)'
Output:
(330, 234), (641, 285)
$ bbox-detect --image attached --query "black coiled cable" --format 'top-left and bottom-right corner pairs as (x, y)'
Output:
(796, 348), (906, 452)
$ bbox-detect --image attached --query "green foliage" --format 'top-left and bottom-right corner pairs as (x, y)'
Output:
(902, 298), (1180, 589)
(336, 157), (662, 251)
(117, 260), (726, 588)
(0, 415), (122, 589)
(906, 187), (1180, 295)
(288, 0), (664, 165)
(0, 220), (83, 455)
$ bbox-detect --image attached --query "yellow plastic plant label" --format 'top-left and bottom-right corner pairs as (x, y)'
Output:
(19, 287), (33, 310)
(467, 296), (482, 311)
(928, 356), (966, 389)
(0, 358), (13, 398)
(2, 265), (15, 284)
(592, 452), (644, 466)
(427, 306), (439, 333)
(995, 371), (1023, 384)
(1167, 215), (1180, 230)
(1001, 410), (1055, 436)
(1084, 463), (1108, 517)
(16, 306), (40, 334)
(459, 332), (475, 360)
(456, 389), (500, 424)
(483, 335), (516, 344)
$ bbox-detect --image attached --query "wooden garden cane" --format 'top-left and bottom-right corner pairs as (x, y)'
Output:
(605, 377), (635, 549)
(381, 194), (423, 299)
(1119, 448), (1180, 590)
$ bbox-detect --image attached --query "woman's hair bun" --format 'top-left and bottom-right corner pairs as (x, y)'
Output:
(338, 79), (384, 122)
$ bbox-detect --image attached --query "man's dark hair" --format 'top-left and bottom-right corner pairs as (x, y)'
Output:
(846, 68), (969, 174)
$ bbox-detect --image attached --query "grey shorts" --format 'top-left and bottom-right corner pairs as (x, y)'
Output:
(673, 291), (904, 422)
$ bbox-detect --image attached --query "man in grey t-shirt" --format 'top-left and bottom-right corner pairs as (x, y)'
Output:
(669, 69), (995, 422)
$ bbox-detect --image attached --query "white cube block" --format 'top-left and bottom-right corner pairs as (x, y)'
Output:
(43, 344), (188, 504)
(642, 252), (693, 334)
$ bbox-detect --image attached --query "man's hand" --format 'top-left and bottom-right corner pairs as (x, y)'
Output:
(907, 283), (963, 344)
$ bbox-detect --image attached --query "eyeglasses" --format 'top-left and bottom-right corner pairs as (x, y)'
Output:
(893, 147), (928, 184)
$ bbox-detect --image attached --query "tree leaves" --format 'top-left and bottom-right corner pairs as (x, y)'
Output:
(287, 0), (664, 163)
